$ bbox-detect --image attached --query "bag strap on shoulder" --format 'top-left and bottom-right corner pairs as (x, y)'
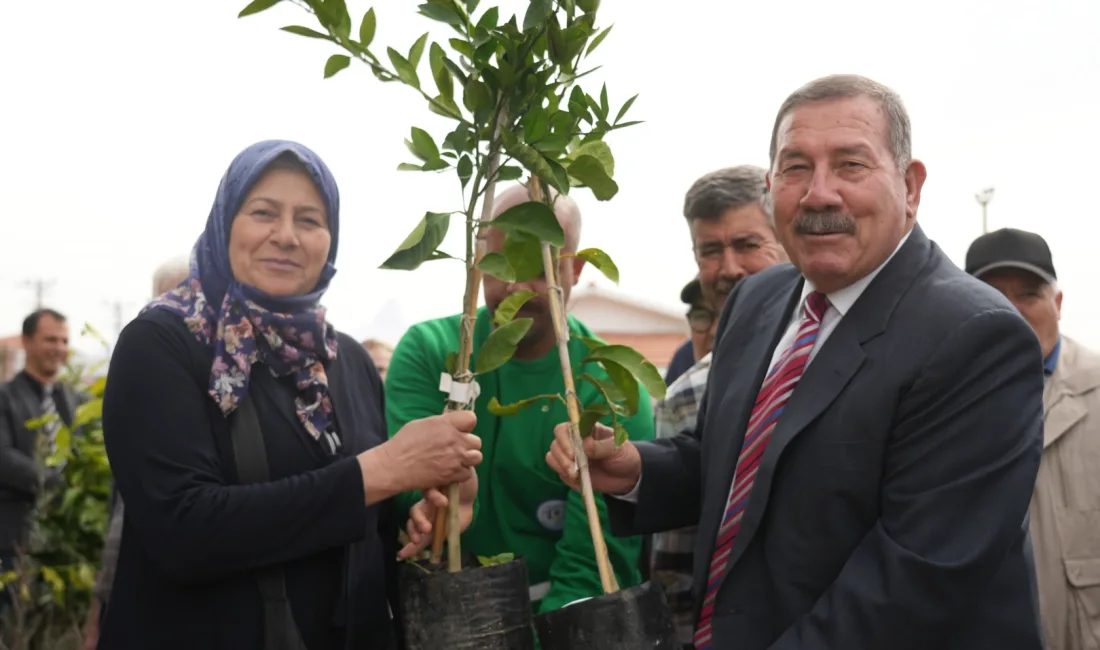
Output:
(230, 395), (310, 650)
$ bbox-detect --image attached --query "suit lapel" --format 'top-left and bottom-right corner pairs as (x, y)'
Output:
(721, 225), (935, 576)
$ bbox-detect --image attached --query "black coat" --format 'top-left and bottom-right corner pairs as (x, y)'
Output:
(0, 370), (83, 551)
(100, 309), (401, 649)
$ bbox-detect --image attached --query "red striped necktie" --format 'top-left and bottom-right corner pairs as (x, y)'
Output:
(693, 291), (829, 649)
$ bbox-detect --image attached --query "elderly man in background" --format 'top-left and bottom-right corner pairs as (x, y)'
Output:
(967, 228), (1100, 650)
(82, 255), (189, 650)
(664, 166), (786, 385)
(360, 338), (393, 381)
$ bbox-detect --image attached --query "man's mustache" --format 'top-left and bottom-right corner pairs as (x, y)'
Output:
(794, 211), (857, 236)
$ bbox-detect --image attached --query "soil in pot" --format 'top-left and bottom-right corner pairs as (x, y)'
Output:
(398, 555), (536, 650)
(534, 580), (678, 649)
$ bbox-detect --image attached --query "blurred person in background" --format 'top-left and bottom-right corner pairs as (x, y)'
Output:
(360, 338), (393, 382)
(0, 309), (83, 614)
(98, 140), (481, 650)
(967, 228), (1100, 650)
(664, 166), (786, 385)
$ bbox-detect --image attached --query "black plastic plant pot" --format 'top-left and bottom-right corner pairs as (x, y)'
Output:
(398, 557), (536, 650)
(534, 580), (678, 649)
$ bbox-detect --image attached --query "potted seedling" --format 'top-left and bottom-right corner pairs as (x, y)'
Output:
(239, 0), (675, 646)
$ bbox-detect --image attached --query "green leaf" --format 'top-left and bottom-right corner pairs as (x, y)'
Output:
(238, 0), (281, 18)
(601, 360), (639, 415)
(611, 120), (644, 130)
(408, 32), (430, 70)
(475, 6), (499, 31)
(475, 319), (533, 374)
(380, 212), (451, 270)
(73, 399), (103, 428)
(614, 93), (637, 124)
(577, 372), (627, 405)
(574, 247), (619, 283)
(487, 394), (559, 416)
(493, 290), (537, 326)
(280, 25), (331, 40)
(418, 2), (464, 25)
(570, 140), (615, 178)
(584, 345), (667, 399)
(408, 127), (440, 161)
(387, 47), (419, 88)
(445, 351), (459, 375)
(567, 155), (619, 200)
(503, 232), (544, 283)
(88, 376), (107, 398)
(441, 56), (469, 84)
(492, 201), (565, 247)
(462, 79), (493, 113)
(397, 162), (423, 171)
(457, 155), (473, 188)
(506, 141), (556, 185)
(497, 165), (523, 181)
(359, 7), (377, 45)
(477, 252), (516, 282)
(612, 420), (629, 446)
(429, 42), (454, 99)
(476, 552), (515, 566)
(323, 54), (351, 79)
(585, 24), (612, 55)
(449, 37), (475, 60)
(421, 158), (450, 171)
(523, 0), (553, 31)
(575, 335), (607, 352)
(579, 404), (610, 436)
(600, 83), (609, 117)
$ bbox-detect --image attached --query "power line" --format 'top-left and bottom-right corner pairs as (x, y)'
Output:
(22, 278), (56, 309)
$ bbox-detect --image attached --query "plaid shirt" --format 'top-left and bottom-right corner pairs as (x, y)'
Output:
(651, 352), (711, 647)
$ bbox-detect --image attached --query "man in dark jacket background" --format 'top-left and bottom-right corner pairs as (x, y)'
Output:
(0, 309), (83, 580)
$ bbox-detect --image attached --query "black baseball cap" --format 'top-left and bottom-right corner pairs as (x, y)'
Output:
(681, 277), (703, 307)
(965, 228), (1057, 285)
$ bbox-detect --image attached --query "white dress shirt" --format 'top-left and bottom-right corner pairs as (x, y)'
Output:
(614, 228), (913, 503)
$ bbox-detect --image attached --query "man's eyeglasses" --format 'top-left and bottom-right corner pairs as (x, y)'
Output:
(687, 307), (716, 334)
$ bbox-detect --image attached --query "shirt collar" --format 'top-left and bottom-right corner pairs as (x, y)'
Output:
(800, 227), (913, 316)
(1044, 337), (1062, 376)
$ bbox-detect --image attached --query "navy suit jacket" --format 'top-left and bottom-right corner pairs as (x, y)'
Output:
(609, 225), (1046, 649)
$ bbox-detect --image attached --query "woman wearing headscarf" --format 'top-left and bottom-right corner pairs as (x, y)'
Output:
(98, 140), (480, 649)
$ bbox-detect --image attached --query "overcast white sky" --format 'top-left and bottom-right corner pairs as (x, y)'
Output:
(2, 0), (1098, 353)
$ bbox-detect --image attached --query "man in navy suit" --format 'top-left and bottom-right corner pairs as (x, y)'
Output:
(547, 74), (1045, 649)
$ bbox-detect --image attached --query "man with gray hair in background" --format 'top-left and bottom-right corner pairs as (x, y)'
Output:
(81, 255), (190, 650)
(664, 166), (786, 385)
(653, 166), (786, 646)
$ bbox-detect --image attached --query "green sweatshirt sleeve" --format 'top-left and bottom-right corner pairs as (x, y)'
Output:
(383, 323), (447, 525)
(538, 386), (656, 613)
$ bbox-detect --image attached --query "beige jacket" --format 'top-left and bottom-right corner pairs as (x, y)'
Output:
(1033, 335), (1100, 650)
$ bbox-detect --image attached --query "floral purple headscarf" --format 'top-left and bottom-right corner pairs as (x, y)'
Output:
(145, 140), (341, 440)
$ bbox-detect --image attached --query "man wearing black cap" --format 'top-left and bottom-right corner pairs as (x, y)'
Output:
(967, 227), (1100, 650)
(651, 275), (720, 648)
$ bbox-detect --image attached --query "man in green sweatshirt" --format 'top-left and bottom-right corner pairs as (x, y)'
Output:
(385, 184), (654, 614)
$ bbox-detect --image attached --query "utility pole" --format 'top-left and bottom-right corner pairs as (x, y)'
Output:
(975, 187), (995, 234)
(22, 278), (56, 308)
(105, 299), (134, 339)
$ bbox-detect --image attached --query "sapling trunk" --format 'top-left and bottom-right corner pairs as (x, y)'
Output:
(528, 179), (619, 595)
(430, 130), (504, 572)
